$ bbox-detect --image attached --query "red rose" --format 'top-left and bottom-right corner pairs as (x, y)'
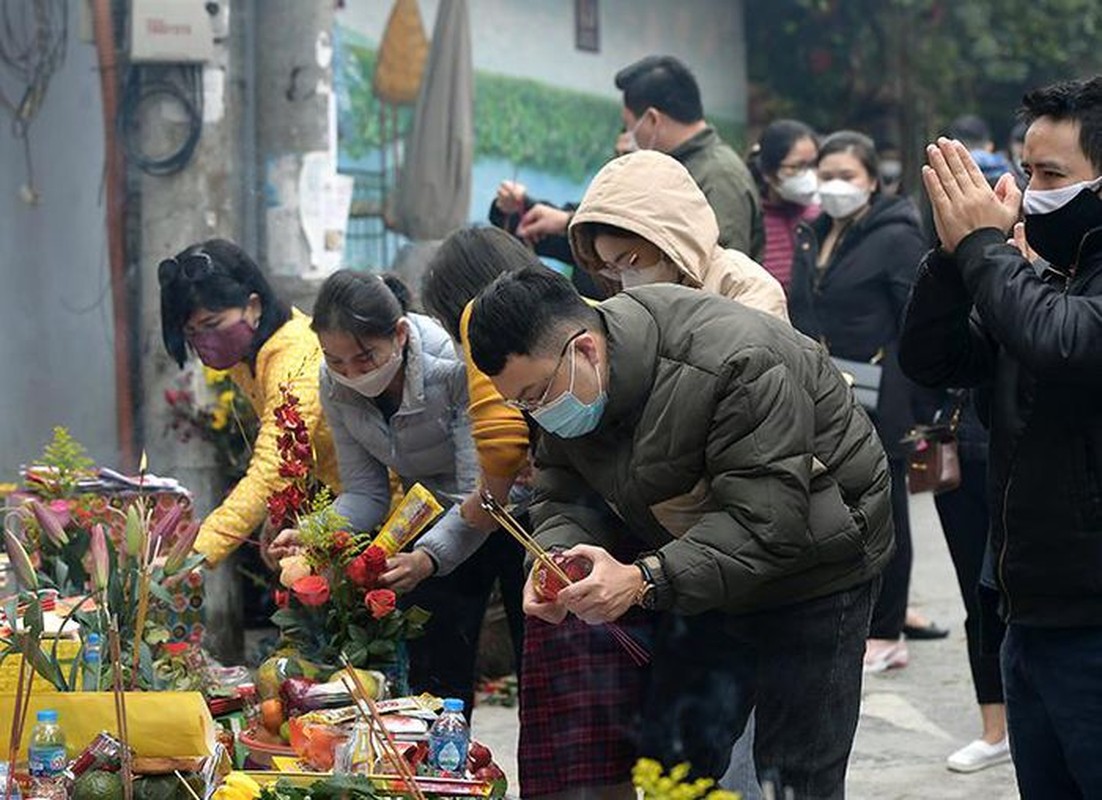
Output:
(274, 589), (290, 608)
(361, 545), (388, 575)
(365, 588), (396, 619)
(292, 575), (330, 607)
(345, 555), (376, 589)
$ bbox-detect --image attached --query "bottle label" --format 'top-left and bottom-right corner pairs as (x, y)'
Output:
(28, 745), (66, 777)
(435, 741), (463, 773)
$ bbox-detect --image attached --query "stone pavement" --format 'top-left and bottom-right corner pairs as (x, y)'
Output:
(471, 492), (1021, 799)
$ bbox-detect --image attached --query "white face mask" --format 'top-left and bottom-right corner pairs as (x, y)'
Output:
(330, 346), (403, 398)
(818, 179), (871, 219)
(622, 113), (657, 154)
(1023, 176), (1102, 215)
(776, 169), (818, 206)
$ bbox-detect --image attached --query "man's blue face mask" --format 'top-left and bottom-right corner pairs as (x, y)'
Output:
(530, 340), (607, 438)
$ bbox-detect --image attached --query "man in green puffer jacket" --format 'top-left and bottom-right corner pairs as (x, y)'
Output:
(468, 264), (893, 798)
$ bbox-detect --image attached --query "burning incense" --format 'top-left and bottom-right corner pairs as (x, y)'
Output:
(479, 490), (650, 666)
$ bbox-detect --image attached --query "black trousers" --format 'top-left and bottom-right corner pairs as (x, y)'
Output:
(640, 580), (876, 799)
(869, 457), (911, 639)
(933, 456), (1005, 704)
(403, 529), (526, 716)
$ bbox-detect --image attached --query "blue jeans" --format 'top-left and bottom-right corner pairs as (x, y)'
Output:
(639, 580), (875, 799)
(1002, 624), (1102, 799)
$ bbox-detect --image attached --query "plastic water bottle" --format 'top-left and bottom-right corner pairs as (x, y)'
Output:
(428, 698), (469, 777)
(82, 633), (102, 692)
(27, 710), (66, 800)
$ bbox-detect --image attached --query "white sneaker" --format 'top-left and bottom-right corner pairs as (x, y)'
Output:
(863, 638), (909, 673)
(946, 737), (1011, 773)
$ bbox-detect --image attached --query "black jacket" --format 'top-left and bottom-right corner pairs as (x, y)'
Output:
(899, 226), (1102, 627)
(789, 195), (927, 457)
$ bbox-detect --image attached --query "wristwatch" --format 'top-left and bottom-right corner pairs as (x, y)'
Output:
(634, 558), (658, 610)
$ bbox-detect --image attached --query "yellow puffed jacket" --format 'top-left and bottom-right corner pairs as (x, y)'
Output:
(194, 309), (341, 565)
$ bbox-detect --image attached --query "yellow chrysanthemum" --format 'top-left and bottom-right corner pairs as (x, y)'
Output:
(204, 366), (229, 385)
(219, 389), (237, 407)
(210, 407), (229, 431)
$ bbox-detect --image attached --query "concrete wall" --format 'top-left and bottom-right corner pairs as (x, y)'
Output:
(0, 24), (119, 478)
(338, 0), (748, 123)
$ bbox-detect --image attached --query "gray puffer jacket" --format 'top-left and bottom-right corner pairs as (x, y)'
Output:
(532, 286), (894, 615)
(322, 313), (485, 575)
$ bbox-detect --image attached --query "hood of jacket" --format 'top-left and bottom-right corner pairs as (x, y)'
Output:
(569, 151), (787, 319)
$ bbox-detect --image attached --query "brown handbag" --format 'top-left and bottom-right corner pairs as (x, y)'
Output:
(904, 395), (964, 495)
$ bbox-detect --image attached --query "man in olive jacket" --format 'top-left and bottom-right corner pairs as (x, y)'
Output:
(469, 265), (893, 797)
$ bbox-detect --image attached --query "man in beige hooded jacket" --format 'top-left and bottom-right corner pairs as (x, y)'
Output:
(569, 150), (788, 321)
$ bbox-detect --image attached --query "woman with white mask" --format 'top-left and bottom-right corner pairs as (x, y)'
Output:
(568, 150), (788, 320)
(789, 130), (929, 674)
(749, 119), (822, 289)
(270, 270), (505, 717)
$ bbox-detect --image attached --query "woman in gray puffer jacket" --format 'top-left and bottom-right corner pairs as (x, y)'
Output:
(308, 270), (523, 714)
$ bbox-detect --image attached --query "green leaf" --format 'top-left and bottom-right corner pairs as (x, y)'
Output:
(344, 640), (368, 666)
(148, 581), (174, 605)
(23, 599), (43, 637)
(366, 639), (395, 659)
(270, 608), (303, 630)
(347, 624), (370, 646)
(26, 638), (67, 690)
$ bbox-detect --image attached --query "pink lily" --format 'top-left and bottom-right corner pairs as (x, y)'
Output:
(89, 523), (110, 592)
(148, 502), (185, 559)
(27, 499), (68, 548)
(164, 521), (200, 575)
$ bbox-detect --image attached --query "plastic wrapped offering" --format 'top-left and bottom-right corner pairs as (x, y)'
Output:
(370, 484), (444, 556)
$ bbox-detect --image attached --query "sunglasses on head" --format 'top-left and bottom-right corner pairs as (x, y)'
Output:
(158, 249), (214, 286)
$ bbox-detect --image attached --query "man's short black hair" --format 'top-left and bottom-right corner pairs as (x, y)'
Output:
(614, 55), (703, 124)
(947, 114), (992, 148)
(1021, 76), (1102, 173)
(468, 266), (600, 377)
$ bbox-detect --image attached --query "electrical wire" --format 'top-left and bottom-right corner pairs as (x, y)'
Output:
(119, 63), (204, 176)
(0, 0), (67, 199)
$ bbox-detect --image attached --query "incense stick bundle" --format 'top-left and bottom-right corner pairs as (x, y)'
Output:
(109, 620), (134, 800)
(6, 633), (37, 800)
(479, 490), (650, 666)
(339, 655), (427, 800)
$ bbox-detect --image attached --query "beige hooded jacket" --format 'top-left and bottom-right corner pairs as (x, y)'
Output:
(569, 150), (788, 320)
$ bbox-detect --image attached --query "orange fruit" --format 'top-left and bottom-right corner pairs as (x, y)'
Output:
(260, 698), (284, 734)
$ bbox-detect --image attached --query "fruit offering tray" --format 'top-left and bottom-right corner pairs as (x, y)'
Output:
(258, 762), (496, 797)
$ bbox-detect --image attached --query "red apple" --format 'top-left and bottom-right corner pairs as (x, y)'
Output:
(467, 740), (493, 770)
(533, 553), (592, 601)
(474, 763), (505, 781)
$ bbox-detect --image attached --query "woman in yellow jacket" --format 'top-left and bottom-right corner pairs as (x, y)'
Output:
(158, 239), (340, 566)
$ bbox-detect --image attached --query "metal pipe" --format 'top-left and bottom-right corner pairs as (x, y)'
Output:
(91, 0), (138, 471)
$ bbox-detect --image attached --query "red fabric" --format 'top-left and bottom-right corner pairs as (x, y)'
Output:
(518, 611), (656, 797)
(762, 202), (820, 290)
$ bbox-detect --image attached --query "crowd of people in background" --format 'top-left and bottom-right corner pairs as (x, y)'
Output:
(159, 54), (1102, 800)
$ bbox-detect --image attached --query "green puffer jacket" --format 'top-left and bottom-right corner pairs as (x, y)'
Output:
(531, 285), (894, 616)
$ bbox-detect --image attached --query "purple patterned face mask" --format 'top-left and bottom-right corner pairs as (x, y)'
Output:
(187, 318), (256, 369)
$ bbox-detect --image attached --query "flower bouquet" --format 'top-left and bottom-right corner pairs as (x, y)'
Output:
(254, 383), (430, 757)
(165, 367), (257, 482)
